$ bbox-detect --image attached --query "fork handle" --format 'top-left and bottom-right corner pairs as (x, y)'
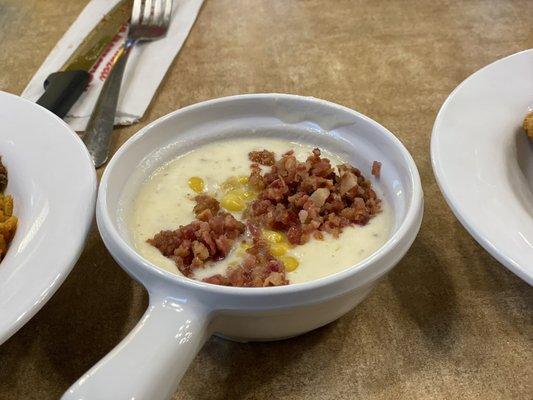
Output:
(83, 46), (131, 168)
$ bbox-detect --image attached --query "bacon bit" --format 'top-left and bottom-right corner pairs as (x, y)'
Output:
(287, 225), (303, 245)
(148, 195), (245, 277)
(249, 149), (276, 166)
(193, 195), (220, 216)
(192, 241), (209, 261)
(231, 240), (288, 287)
(263, 272), (287, 286)
(202, 274), (229, 285)
(246, 221), (261, 237)
(371, 161), (382, 178)
(313, 231), (324, 240)
(248, 163), (265, 190)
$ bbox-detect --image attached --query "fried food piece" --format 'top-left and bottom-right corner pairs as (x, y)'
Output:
(0, 158), (17, 261)
(523, 111), (533, 139)
(0, 198), (17, 258)
(371, 161), (382, 178)
(0, 157), (7, 192)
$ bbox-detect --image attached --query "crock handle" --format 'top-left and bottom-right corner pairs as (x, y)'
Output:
(61, 294), (210, 400)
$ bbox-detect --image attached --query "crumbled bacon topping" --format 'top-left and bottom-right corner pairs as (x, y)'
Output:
(148, 196), (245, 277)
(249, 149), (276, 166)
(202, 223), (288, 287)
(244, 148), (381, 244)
(193, 194), (220, 217)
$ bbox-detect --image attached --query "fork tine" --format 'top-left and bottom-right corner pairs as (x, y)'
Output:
(129, 0), (171, 40)
(161, 0), (172, 29)
(142, 0), (154, 26)
(131, 0), (143, 28)
(152, 0), (163, 27)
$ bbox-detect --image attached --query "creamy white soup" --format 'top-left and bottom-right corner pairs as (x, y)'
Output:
(128, 138), (391, 285)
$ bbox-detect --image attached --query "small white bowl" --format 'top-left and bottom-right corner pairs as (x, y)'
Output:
(0, 91), (96, 344)
(63, 94), (423, 400)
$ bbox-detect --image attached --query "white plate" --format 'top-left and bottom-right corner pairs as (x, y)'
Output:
(0, 91), (96, 344)
(431, 49), (533, 285)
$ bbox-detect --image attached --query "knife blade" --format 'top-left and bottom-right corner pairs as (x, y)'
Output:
(36, 0), (132, 119)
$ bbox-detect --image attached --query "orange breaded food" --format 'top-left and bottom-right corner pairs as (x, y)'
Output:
(0, 158), (16, 260)
(523, 111), (533, 139)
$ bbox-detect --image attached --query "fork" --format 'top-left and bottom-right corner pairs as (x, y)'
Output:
(83, 0), (172, 168)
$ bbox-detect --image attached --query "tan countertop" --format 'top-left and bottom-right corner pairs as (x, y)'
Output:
(0, 0), (532, 399)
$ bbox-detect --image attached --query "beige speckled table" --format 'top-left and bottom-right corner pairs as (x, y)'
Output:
(0, 1), (532, 399)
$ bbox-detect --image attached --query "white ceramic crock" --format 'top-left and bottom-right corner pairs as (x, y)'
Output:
(63, 94), (423, 400)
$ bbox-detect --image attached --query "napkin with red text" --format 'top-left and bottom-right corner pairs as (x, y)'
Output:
(21, 0), (204, 131)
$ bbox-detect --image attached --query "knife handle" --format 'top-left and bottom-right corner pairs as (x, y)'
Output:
(36, 70), (90, 118)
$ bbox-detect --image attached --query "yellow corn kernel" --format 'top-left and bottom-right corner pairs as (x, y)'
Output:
(221, 193), (245, 212)
(237, 242), (251, 256)
(188, 177), (205, 193)
(281, 256), (299, 272)
(270, 242), (289, 256)
(221, 176), (241, 191)
(242, 190), (256, 200)
(263, 229), (285, 244)
(227, 188), (256, 203)
(228, 188), (245, 199)
(238, 175), (249, 184)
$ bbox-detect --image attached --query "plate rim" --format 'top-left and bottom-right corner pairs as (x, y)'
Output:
(430, 49), (533, 285)
(0, 91), (97, 344)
